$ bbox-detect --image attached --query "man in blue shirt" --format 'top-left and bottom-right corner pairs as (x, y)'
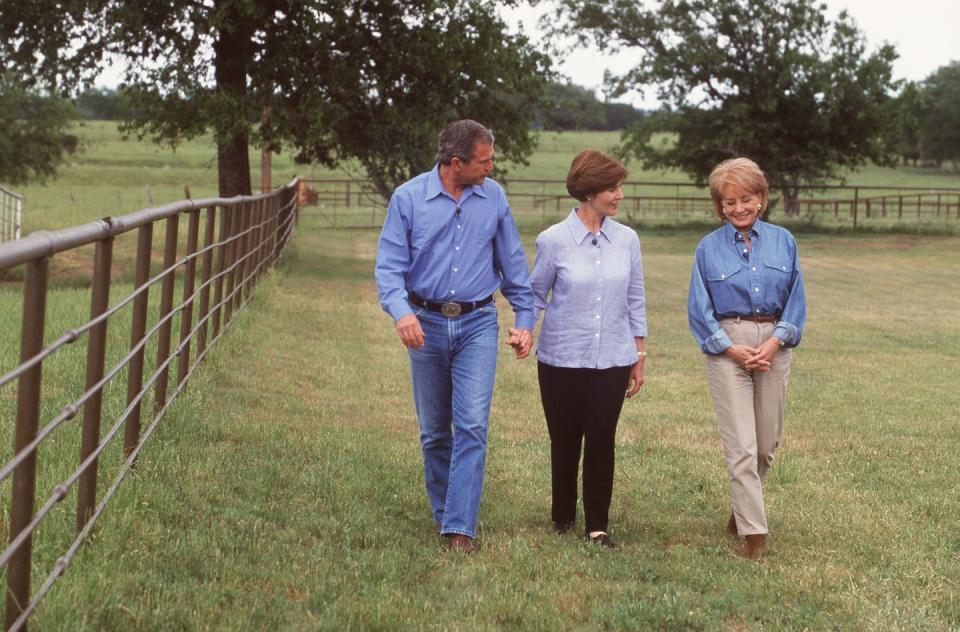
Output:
(375, 120), (534, 553)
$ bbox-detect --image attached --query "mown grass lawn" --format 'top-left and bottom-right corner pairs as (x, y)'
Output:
(18, 208), (958, 630)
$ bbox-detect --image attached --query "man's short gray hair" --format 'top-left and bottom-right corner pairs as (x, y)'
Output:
(435, 120), (495, 165)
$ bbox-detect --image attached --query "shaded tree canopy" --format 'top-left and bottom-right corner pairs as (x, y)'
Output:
(551, 0), (900, 210)
(1, 1), (551, 198)
(536, 81), (645, 131)
(0, 73), (75, 186)
(917, 61), (960, 166)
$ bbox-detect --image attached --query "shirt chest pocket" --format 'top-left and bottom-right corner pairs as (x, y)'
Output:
(705, 262), (742, 284)
(762, 259), (792, 293)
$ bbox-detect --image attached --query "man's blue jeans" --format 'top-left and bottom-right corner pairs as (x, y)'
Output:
(407, 301), (499, 538)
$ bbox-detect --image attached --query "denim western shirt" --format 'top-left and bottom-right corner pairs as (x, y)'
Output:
(531, 209), (647, 369)
(375, 165), (534, 329)
(687, 219), (806, 355)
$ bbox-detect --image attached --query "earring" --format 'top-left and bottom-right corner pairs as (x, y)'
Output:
(756, 204), (762, 210)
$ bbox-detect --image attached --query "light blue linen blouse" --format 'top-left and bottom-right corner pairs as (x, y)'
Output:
(530, 209), (647, 369)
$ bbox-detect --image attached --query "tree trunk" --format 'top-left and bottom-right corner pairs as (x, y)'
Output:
(213, 2), (255, 198)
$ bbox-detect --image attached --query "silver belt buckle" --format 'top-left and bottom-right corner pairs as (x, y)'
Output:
(440, 302), (462, 318)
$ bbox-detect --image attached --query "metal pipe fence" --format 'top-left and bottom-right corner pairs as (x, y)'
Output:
(0, 186), (23, 243)
(297, 178), (960, 230)
(0, 178), (300, 630)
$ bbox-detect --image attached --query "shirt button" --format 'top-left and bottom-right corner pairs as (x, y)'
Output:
(457, 225), (461, 229)
(721, 274), (725, 279)
(595, 315), (600, 319)
(754, 288), (759, 292)
(756, 309), (760, 313)
(596, 260), (601, 264)
(595, 333), (600, 338)
(782, 266), (787, 271)
(597, 297), (601, 301)
(743, 249), (748, 254)
(455, 246), (460, 251)
(453, 267), (458, 272)
(752, 267), (756, 271)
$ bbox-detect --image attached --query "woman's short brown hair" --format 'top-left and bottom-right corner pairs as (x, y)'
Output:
(708, 157), (769, 219)
(566, 149), (627, 202)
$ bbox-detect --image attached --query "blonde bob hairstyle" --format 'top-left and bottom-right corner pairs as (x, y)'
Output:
(708, 157), (770, 220)
(566, 149), (627, 202)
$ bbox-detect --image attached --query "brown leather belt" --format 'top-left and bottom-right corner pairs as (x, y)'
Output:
(723, 314), (778, 323)
(408, 292), (494, 318)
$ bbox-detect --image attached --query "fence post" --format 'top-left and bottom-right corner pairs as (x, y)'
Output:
(937, 193), (942, 217)
(153, 214), (180, 415)
(76, 236), (114, 531)
(176, 210), (201, 387)
(5, 257), (49, 631)
(196, 206), (217, 358)
(124, 224), (153, 457)
(214, 205), (233, 335)
(899, 195), (903, 219)
(223, 204), (239, 326)
(852, 188), (859, 229)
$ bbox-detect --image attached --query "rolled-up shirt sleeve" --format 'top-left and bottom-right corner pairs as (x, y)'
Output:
(493, 198), (534, 330)
(375, 192), (414, 322)
(687, 246), (733, 355)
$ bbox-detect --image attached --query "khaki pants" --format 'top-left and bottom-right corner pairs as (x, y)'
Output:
(704, 318), (792, 535)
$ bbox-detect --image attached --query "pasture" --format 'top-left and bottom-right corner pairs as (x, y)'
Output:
(2, 122), (959, 629)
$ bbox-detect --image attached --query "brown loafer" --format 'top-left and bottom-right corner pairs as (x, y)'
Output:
(446, 534), (476, 553)
(740, 533), (766, 560)
(725, 511), (739, 537)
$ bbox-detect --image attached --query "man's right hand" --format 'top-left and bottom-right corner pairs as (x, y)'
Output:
(396, 314), (425, 349)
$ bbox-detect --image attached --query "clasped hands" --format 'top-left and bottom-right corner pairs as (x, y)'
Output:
(505, 327), (532, 359)
(724, 337), (782, 371)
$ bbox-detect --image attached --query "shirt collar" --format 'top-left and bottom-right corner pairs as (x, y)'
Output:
(425, 164), (488, 202)
(723, 218), (764, 242)
(565, 207), (612, 245)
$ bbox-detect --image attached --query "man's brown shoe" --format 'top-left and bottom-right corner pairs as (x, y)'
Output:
(446, 534), (476, 553)
(740, 533), (766, 560)
(725, 512), (739, 536)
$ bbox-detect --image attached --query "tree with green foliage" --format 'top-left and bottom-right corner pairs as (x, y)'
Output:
(1, 1), (550, 198)
(537, 82), (606, 131)
(892, 81), (924, 166)
(0, 74), (76, 186)
(917, 61), (960, 168)
(551, 0), (900, 212)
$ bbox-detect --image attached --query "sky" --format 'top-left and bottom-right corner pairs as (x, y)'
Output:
(500, 0), (960, 109)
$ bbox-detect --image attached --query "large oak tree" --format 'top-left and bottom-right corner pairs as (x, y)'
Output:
(1, 1), (550, 198)
(551, 0), (900, 212)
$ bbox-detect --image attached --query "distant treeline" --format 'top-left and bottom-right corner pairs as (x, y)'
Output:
(75, 83), (647, 132)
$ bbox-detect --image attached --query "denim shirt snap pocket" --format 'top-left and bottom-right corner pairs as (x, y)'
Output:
(762, 259), (792, 275)
(705, 262), (742, 283)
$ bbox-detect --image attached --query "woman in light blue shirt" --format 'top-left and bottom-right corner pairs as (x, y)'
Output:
(530, 149), (647, 548)
(687, 157), (806, 560)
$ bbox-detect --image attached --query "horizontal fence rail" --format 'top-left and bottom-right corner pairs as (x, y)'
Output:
(0, 179), (300, 630)
(297, 178), (960, 230)
(0, 186), (23, 244)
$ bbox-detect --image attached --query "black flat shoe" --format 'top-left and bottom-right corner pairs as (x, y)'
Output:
(553, 520), (575, 534)
(586, 532), (616, 548)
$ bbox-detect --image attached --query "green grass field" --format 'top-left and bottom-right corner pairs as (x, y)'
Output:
(3, 122), (960, 629)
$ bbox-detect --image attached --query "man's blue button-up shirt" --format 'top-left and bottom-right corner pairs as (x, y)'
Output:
(375, 165), (534, 329)
(687, 219), (806, 354)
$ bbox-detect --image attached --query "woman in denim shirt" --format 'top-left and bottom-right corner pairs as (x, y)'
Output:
(687, 157), (806, 560)
(530, 150), (648, 548)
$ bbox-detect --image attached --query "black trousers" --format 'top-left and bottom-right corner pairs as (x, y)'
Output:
(537, 361), (631, 533)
